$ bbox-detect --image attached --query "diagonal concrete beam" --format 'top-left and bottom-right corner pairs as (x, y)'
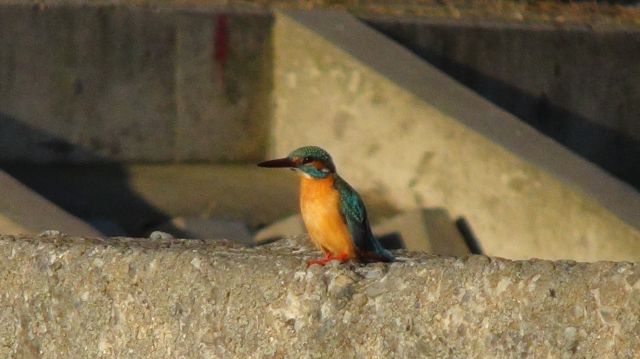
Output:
(271, 10), (640, 261)
(276, 10), (639, 228)
(0, 235), (638, 358)
(0, 170), (101, 237)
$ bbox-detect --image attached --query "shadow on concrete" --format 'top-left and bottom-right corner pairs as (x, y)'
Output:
(376, 233), (404, 250)
(378, 225), (483, 255)
(365, 22), (640, 190)
(455, 217), (483, 255)
(428, 53), (639, 190)
(0, 113), (178, 237)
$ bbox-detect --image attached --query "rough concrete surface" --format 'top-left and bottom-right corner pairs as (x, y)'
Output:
(159, 216), (253, 245)
(271, 10), (640, 262)
(0, 234), (639, 358)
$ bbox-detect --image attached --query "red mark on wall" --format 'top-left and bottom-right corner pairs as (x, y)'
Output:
(213, 14), (229, 86)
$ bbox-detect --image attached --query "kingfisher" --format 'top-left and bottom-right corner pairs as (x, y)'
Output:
(258, 146), (394, 266)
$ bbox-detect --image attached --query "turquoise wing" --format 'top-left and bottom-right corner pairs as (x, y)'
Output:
(334, 175), (394, 262)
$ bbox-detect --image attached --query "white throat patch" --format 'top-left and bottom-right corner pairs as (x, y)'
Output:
(294, 168), (313, 179)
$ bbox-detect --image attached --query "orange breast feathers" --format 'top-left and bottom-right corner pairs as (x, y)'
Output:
(299, 176), (356, 258)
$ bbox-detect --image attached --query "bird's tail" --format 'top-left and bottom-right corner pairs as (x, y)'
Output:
(360, 239), (395, 263)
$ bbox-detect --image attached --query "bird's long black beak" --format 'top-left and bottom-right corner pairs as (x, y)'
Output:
(257, 157), (297, 168)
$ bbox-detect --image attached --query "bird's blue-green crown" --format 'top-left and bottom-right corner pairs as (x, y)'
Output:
(288, 146), (336, 178)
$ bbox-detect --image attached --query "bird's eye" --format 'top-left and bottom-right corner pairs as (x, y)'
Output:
(303, 156), (311, 163)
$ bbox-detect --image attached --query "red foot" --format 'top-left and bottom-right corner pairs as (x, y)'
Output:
(307, 253), (350, 268)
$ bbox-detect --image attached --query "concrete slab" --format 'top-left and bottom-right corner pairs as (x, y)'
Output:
(0, 170), (102, 237)
(270, 10), (640, 261)
(2, 234), (639, 358)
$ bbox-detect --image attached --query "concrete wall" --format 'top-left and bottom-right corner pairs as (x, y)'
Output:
(1, 5), (638, 262)
(0, 6), (272, 162)
(270, 11), (640, 261)
(366, 18), (640, 189)
(1, 234), (638, 358)
(4, 7), (637, 173)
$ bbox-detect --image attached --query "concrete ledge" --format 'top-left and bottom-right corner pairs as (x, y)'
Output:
(1, 234), (638, 358)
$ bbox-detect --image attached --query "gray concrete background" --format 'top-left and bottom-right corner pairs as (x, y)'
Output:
(366, 17), (640, 190)
(0, 4), (638, 262)
(0, 234), (638, 358)
(0, 6), (271, 162)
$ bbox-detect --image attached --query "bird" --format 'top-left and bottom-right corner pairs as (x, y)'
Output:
(258, 146), (394, 266)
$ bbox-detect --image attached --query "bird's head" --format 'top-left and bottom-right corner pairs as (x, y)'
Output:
(258, 146), (336, 179)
